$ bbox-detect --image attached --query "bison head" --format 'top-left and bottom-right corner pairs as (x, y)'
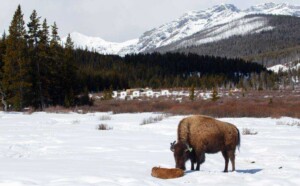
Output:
(170, 141), (193, 170)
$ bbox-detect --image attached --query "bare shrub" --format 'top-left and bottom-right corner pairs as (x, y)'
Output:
(140, 114), (172, 125)
(97, 124), (113, 130)
(276, 121), (300, 127)
(99, 115), (112, 121)
(242, 128), (258, 135)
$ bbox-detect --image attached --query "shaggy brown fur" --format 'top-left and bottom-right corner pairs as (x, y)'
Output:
(172, 115), (240, 172)
(151, 167), (184, 179)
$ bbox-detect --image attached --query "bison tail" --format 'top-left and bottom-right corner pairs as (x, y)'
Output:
(236, 127), (241, 151)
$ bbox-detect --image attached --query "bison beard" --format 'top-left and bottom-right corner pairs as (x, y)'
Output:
(170, 115), (240, 172)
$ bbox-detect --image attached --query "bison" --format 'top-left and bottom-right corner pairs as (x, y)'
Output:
(151, 167), (184, 179)
(170, 115), (240, 172)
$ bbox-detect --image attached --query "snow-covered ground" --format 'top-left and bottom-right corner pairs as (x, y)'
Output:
(0, 112), (300, 186)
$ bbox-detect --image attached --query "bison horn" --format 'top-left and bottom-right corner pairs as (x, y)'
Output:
(170, 141), (176, 152)
(185, 143), (193, 152)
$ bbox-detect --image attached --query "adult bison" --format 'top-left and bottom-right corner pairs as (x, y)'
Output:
(170, 115), (240, 172)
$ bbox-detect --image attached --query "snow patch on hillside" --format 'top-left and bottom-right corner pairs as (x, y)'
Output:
(268, 62), (300, 73)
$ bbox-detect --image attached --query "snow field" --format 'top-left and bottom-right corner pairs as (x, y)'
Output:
(0, 112), (300, 185)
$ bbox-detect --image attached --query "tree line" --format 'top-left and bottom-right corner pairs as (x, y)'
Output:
(0, 5), (272, 111)
(0, 5), (80, 110)
(73, 51), (267, 92)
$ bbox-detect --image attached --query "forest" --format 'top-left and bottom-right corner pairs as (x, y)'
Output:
(0, 5), (290, 111)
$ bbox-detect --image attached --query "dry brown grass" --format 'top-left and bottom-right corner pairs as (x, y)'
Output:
(91, 90), (299, 118)
(43, 90), (300, 118)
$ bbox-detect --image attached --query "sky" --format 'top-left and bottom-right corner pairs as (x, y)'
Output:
(0, 0), (299, 42)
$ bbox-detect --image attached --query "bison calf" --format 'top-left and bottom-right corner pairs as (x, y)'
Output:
(170, 115), (240, 172)
(151, 167), (184, 179)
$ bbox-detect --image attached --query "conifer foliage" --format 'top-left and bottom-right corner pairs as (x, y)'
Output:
(0, 5), (80, 110)
(2, 5), (31, 110)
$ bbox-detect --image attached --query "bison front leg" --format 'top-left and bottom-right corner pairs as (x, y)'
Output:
(196, 152), (205, 171)
(190, 151), (197, 171)
(191, 161), (195, 170)
(222, 151), (229, 172)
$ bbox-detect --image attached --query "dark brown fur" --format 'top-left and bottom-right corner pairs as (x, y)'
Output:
(172, 115), (240, 172)
(151, 167), (184, 179)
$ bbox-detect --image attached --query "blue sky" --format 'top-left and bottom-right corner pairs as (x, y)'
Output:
(0, 0), (299, 42)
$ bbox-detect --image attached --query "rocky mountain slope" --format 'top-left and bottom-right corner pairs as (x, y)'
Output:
(63, 2), (300, 60)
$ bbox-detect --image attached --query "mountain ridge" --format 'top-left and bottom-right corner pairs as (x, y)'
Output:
(62, 2), (300, 56)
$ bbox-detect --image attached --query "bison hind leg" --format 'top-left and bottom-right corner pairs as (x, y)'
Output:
(228, 150), (236, 172)
(222, 151), (229, 172)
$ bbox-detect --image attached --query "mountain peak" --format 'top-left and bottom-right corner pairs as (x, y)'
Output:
(210, 4), (240, 13)
(246, 2), (300, 16)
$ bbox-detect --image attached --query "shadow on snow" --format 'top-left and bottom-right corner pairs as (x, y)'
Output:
(184, 168), (263, 174)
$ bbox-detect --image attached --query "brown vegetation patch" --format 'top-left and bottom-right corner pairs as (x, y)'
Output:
(44, 90), (300, 118)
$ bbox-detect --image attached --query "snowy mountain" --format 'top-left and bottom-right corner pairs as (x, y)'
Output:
(245, 2), (300, 16)
(63, 3), (300, 55)
(62, 32), (138, 55)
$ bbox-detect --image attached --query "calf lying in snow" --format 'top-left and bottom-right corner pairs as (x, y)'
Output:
(151, 167), (184, 179)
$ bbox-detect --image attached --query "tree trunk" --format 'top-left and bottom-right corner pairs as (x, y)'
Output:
(0, 87), (7, 111)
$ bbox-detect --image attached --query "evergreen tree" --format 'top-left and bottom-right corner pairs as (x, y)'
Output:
(27, 10), (43, 109)
(102, 86), (113, 100)
(211, 87), (219, 102)
(0, 31), (6, 67)
(189, 84), (195, 101)
(49, 22), (64, 105)
(63, 33), (77, 107)
(0, 31), (6, 79)
(2, 5), (31, 110)
(0, 32), (7, 111)
(37, 19), (51, 108)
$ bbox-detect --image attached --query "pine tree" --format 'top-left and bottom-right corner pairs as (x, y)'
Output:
(0, 31), (6, 67)
(49, 22), (64, 105)
(27, 10), (40, 48)
(2, 5), (31, 110)
(37, 19), (50, 107)
(27, 10), (43, 109)
(211, 87), (219, 102)
(189, 84), (195, 101)
(0, 32), (7, 111)
(63, 33), (77, 107)
(0, 31), (6, 78)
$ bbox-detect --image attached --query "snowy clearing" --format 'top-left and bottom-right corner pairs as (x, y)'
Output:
(0, 112), (300, 186)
